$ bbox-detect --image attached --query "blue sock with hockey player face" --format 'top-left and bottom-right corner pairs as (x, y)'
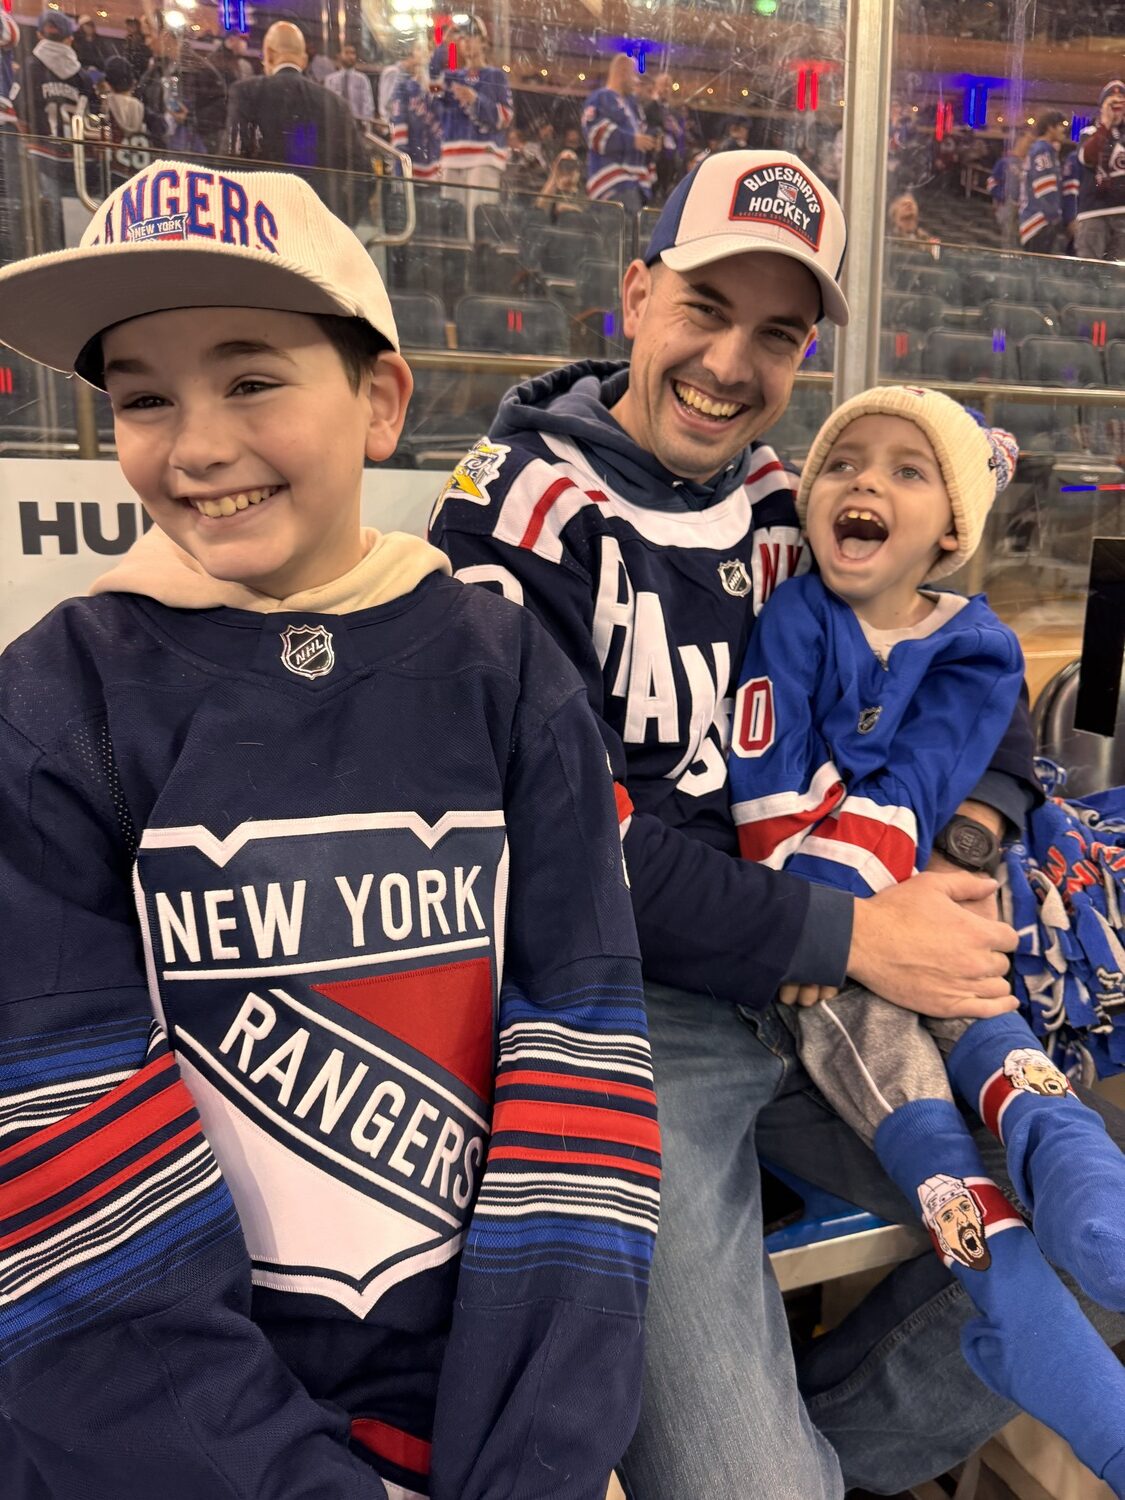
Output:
(946, 1012), (1125, 1312)
(874, 1097), (1125, 1487)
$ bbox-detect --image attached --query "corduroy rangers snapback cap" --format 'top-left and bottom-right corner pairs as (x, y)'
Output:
(0, 160), (399, 387)
(643, 149), (849, 325)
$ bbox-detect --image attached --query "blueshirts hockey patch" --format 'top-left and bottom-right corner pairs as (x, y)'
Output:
(133, 811), (508, 1316)
(729, 161), (825, 251)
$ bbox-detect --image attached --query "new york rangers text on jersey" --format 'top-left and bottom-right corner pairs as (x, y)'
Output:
(0, 575), (656, 1500)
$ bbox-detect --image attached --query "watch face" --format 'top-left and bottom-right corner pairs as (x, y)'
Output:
(949, 820), (995, 865)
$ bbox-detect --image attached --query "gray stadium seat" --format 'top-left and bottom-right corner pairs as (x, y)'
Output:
(967, 269), (1032, 307)
(879, 328), (924, 377)
(920, 330), (1019, 383)
(1034, 659), (1125, 799)
(882, 289), (947, 331)
(391, 292), (447, 349)
(1059, 303), (1125, 344)
(981, 300), (1056, 341)
(1018, 336), (1106, 387)
(454, 295), (570, 356)
(1107, 340), (1125, 384)
(992, 401), (1087, 455)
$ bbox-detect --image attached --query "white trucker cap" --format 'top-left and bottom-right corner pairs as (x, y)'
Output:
(643, 149), (849, 325)
(0, 160), (399, 386)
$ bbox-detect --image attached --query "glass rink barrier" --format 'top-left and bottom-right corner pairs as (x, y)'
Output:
(2, 1), (1125, 1494)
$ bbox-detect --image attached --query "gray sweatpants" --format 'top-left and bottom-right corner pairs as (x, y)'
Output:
(786, 986), (970, 1146)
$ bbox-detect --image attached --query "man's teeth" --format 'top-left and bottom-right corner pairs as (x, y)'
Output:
(673, 381), (742, 419)
(190, 486), (278, 518)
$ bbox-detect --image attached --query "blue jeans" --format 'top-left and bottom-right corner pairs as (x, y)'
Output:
(619, 983), (1125, 1498)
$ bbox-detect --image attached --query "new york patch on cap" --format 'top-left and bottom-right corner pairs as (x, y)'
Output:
(729, 161), (824, 252)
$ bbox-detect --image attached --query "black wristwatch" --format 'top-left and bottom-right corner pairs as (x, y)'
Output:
(933, 815), (1002, 874)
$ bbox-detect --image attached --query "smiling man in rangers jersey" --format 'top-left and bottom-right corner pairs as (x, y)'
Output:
(430, 149), (1048, 1499)
(0, 161), (657, 1500)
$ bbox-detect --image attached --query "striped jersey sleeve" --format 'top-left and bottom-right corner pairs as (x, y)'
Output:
(0, 709), (388, 1498)
(429, 639), (656, 1500)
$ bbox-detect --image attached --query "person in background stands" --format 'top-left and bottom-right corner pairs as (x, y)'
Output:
(432, 16), (512, 242)
(72, 15), (114, 77)
(304, 35), (334, 84)
(1073, 79), (1125, 261)
(121, 17), (151, 81)
(715, 116), (750, 153)
(582, 53), (656, 213)
(10, 11), (99, 249)
(326, 42), (374, 125)
(210, 34), (255, 88)
(377, 41), (414, 125)
(888, 190), (938, 243)
(534, 147), (584, 219)
(227, 21), (371, 224)
(98, 53), (148, 184)
(1018, 110), (1067, 253)
(389, 43), (442, 182)
(987, 126), (1032, 249)
(652, 73), (686, 205)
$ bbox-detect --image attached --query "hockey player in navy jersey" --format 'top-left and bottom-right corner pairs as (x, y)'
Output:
(0, 160), (658, 1500)
(728, 385), (1125, 1492)
(431, 148), (1125, 1498)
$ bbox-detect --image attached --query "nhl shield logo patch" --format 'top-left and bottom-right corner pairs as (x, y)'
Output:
(729, 161), (824, 251)
(718, 558), (752, 597)
(280, 623), (335, 680)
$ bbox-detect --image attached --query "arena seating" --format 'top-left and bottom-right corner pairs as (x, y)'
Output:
(920, 330), (1019, 383)
(1018, 335), (1106, 388)
(980, 300), (1056, 340)
(454, 294), (569, 356)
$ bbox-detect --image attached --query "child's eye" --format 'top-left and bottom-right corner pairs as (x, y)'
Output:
(827, 458), (853, 473)
(118, 393), (168, 411)
(898, 465), (923, 480)
(230, 378), (279, 397)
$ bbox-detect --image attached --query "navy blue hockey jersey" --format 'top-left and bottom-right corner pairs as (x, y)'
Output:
(429, 361), (1039, 1008)
(0, 575), (656, 1500)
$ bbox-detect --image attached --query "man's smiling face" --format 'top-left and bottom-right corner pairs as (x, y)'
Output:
(610, 251), (819, 484)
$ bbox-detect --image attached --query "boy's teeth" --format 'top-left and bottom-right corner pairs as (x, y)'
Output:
(192, 486), (276, 517)
(674, 382), (741, 419)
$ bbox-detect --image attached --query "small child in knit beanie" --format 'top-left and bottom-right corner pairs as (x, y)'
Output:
(728, 385), (1125, 1492)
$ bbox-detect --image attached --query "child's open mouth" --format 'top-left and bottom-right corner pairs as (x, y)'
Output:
(671, 380), (747, 424)
(833, 508), (888, 562)
(187, 484), (284, 519)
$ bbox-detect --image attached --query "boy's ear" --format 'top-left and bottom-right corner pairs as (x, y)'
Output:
(364, 352), (413, 463)
(938, 526), (960, 553)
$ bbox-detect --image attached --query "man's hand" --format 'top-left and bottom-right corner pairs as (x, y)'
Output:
(924, 850), (999, 921)
(633, 131), (659, 152)
(778, 984), (840, 1008)
(451, 82), (476, 107)
(847, 871), (1019, 1019)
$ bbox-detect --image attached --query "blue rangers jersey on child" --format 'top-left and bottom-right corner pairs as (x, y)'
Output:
(0, 574), (656, 1500)
(728, 573), (1025, 894)
(581, 86), (651, 201)
(390, 75), (443, 180)
(1019, 136), (1062, 244)
(431, 62), (513, 171)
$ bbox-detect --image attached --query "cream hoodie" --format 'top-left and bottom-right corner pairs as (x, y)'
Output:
(89, 524), (450, 614)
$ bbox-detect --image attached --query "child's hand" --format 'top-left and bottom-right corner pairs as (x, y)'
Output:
(778, 984), (840, 1007)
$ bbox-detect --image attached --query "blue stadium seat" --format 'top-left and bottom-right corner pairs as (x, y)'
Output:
(391, 292), (447, 349)
(1059, 303), (1125, 344)
(981, 300), (1056, 341)
(1018, 335), (1106, 387)
(454, 295), (570, 356)
(920, 330), (1019, 383)
(763, 1160), (924, 1293)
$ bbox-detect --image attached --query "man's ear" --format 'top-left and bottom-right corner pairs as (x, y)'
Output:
(620, 258), (654, 341)
(364, 352), (413, 464)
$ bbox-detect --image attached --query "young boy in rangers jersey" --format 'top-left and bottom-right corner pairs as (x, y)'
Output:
(0, 160), (657, 1500)
(729, 385), (1125, 1492)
